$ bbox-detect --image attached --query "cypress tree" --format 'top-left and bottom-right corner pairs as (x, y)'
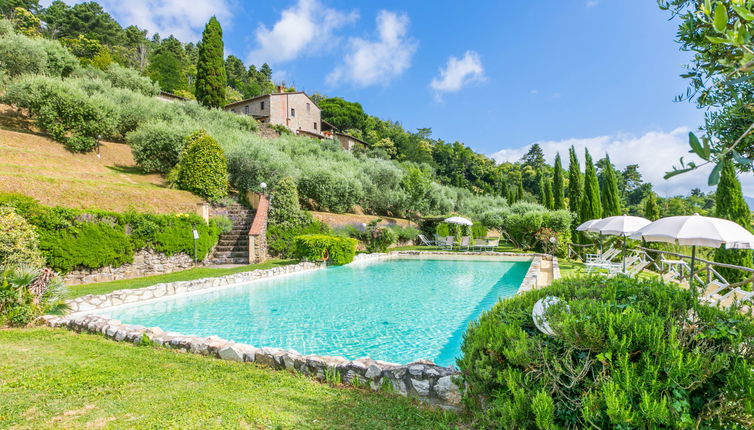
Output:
(537, 173), (547, 206)
(196, 17), (227, 108)
(506, 186), (514, 204)
(567, 146), (582, 217)
(644, 192), (660, 221)
(544, 177), (554, 209)
(553, 153), (565, 210)
(714, 159), (752, 282)
(517, 179), (525, 202)
(580, 148), (601, 223)
(600, 154), (621, 217)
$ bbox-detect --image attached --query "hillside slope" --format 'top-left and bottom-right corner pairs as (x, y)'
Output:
(0, 107), (203, 214)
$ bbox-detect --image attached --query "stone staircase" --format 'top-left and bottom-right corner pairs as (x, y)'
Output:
(209, 204), (255, 265)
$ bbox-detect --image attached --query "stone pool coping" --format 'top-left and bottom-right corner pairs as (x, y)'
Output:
(44, 251), (558, 408)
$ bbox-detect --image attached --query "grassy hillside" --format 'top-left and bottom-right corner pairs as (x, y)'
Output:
(0, 105), (203, 214)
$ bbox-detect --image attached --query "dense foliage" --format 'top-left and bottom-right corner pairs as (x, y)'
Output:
(0, 194), (220, 272)
(579, 149), (601, 225)
(176, 130), (228, 201)
(714, 159), (752, 281)
(460, 276), (754, 429)
(293, 234), (358, 266)
(0, 207), (44, 266)
(195, 17), (225, 108)
(1, 265), (66, 327)
(480, 202), (572, 255)
(266, 177), (330, 258)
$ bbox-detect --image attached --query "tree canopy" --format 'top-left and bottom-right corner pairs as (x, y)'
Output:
(195, 16), (226, 108)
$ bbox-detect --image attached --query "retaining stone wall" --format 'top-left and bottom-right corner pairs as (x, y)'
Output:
(63, 249), (196, 286)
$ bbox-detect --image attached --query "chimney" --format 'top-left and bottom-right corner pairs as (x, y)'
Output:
(277, 85), (285, 93)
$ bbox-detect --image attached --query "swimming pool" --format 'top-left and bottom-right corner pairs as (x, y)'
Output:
(97, 257), (530, 367)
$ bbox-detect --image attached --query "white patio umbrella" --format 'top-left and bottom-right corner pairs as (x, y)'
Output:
(576, 218), (604, 252)
(630, 214), (754, 295)
(443, 216), (473, 226)
(592, 215), (651, 272)
(576, 219), (602, 232)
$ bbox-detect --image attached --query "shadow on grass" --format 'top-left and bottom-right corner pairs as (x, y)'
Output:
(106, 164), (150, 176)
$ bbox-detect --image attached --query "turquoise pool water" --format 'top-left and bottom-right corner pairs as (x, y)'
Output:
(98, 258), (529, 367)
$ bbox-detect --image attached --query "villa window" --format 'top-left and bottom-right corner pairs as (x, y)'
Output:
(244, 106), (249, 115)
(260, 101), (265, 110)
(306, 103), (310, 112)
(314, 122), (317, 130)
(291, 108), (295, 117)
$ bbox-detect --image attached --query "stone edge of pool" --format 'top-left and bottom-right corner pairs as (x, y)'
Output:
(41, 251), (560, 409)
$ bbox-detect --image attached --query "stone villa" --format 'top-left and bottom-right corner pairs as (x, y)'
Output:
(224, 89), (323, 138)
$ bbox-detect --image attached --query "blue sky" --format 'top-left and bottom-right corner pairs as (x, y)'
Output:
(52, 0), (728, 195)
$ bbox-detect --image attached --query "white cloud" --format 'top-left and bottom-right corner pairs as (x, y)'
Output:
(586, 1), (600, 7)
(328, 10), (417, 87)
(430, 50), (485, 98)
(490, 128), (754, 197)
(248, 0), (358, 65)
(41, 0), (234, 42)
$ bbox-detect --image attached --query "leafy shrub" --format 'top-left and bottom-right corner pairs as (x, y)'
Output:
(211, 215), (233, 234)
(0, 207), (44, 266)
(266, 177), (330, 257)
(294, 234), (357, 266)
(176, 130), (228, 201)
(39, 222), (134, 271)
(2, 75), (115, 151)
(389, 225), (420, 243)
(0, 19), (13, 37)
(471, 223), (488, 239)
(65, 135), (97, 152)
(127, 120), (188, 172)
(0, 265), (67, 327)
(298, 167), (364, 213)
(361, 219), (397, 253)
(0, 33), (78, 78)
(459, 276), (754, 429)
(481, 202), (572, 254)
(102, 63), (160, 96)
(2, 195), (220, 272)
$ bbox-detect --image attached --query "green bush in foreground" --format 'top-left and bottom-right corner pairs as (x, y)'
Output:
(293, 234), (357, 266)
(459, 276), (754, 429)
(0, 265), (67, 327)
(0, 207), (44, 266)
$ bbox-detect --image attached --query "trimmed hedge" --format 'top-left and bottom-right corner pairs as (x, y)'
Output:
(459, 276), (754, 429)
(0, 194), (220, 272)
(293, 234), (357, 266)
(176, 130), (228, 201)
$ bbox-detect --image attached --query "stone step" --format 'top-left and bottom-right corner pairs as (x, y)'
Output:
(218, 239), (248, 246)
(212, 251), (249, 259)
(214, 245), (249, 252)
(211, 257), (249, 265)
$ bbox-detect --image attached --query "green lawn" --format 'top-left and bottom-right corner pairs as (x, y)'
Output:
(66, 259), (297, 299)
(0, 328), (464, 429)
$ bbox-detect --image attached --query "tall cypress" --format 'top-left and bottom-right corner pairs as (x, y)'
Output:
(196, 17), (227, 108)
(600, 154), (621, 217)
(580, 148), (601, 223)
(517, 178), (525, 202)
(553, 153), (565, 210)
(544, 177), (554, 209)
(537, 172), (547, 206)
(644, 192), (660, 221)
(714, 159), (752, 282)
(567, 146), (582, 217)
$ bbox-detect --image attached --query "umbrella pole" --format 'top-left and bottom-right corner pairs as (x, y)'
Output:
(599, 234), (603, 253)
(689, 245), (697, 298)
(622, 234), (627, 273)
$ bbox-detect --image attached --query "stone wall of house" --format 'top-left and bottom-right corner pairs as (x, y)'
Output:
(63, 249), (196, 286)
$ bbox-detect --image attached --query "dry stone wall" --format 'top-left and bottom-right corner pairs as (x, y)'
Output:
(63, 249), (196, 286)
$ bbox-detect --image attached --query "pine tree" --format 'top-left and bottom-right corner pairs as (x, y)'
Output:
(567, 146), (582, 216)
(580, 148), (601, 223)
(644, 192), (660, 221)
(714, 159), (752, 282)
(195, 17), (227, 108)
(600, 154), (621, 217)
(544, 177), (554, 209)
(553, 153), (565, 210)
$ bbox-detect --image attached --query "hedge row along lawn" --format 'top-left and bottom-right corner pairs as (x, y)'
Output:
(66, 259), (297, 299)
(0, 328), (464, 429)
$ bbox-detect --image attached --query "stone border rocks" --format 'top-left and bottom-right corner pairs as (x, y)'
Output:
(41, 313), (462, 409)
(67, 261), (324, 313)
